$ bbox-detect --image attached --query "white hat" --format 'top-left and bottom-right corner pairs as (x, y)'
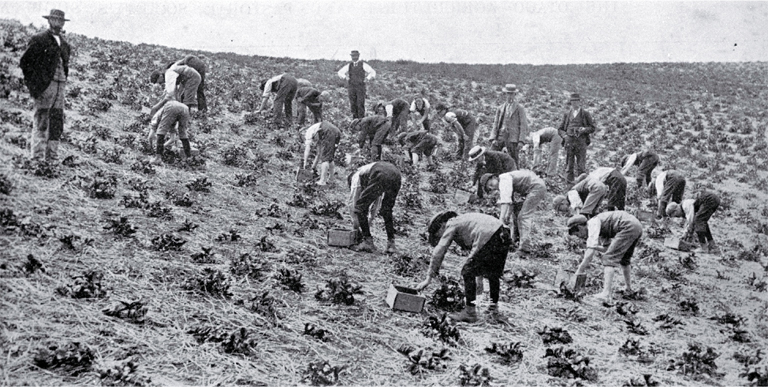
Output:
(467, 146), (486, 162)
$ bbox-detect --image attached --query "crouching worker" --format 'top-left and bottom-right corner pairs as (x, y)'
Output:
(666, 190), (721, 253)
(567, 211), (642, 303)
(415, 211), (511, 323)
(303, 121), (341, 186)
(649, 170), (686, 219)
(481, 170), (547, 253)
(348, 162), (402, 253)
(559, 175), (608, 218)
(148, 100), (192, 165)
(397, 130), (438, 167)
(352, 115), (391, 161)
(621, 150), (659, 191)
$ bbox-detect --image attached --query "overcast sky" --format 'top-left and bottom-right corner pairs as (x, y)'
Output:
(1, 1), (765, 64)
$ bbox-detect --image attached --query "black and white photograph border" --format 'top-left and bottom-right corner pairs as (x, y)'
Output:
(1, 1), (767, 386)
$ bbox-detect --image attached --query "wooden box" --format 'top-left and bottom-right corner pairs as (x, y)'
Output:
(327, 229), (360, 247)
(386, 284), (426, 313)
(664, 237), (693, 252)
(296, 168), (314, 183)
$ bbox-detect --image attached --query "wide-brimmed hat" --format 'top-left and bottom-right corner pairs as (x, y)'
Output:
(350, 50), (360, 56)
(501, 84), (518, 93)
(426, 211), (459, 245)
(570, 93), (581, 101)
(467, 146), (486, 162)
(43, 9), (69, 21)
(566, 214), (588, 229)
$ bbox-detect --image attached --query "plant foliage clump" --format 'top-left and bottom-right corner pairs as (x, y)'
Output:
(56, 271), (107, 299)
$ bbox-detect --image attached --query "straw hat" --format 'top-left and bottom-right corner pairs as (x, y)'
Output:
(467, 146), (486, 162)
(501, 84), (518, 93)
(566, 214), (588, 228)
(43, 9), (69, 21)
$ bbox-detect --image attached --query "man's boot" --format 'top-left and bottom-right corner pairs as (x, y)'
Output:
(385, 239), (397, 254)
(572, 273), (587, 292)
(351, 237), (376, 253)
(449, 305), (478, 323)
(486, 303), (509, 324)
(45, 141), (60, 161)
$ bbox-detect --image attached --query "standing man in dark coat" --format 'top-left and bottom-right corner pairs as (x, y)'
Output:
(19, 9), (72, 161)
(490, 84), (530, 166)
(558, 93), (596, 184)
(337, 50), (376, 119)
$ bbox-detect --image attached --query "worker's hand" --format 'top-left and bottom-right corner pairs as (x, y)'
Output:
(521, 144), (530, 152)
(147, 129), (157, 148)
(491, 140), (499, 148)
(415, 277), (431, 291)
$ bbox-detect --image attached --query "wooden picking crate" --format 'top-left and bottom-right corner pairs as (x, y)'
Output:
(664, 237), (693, 252)
(386, 284), (426, 313)
(327, 229), (361, 247)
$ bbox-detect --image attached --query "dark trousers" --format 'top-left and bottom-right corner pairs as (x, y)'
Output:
(604, 170), (627, 211)
(694, 192), (720, 242)
(636, 155), (659, 188)
(274, 75), (298, 126)
(297, 102), (322, 126)
(391, 110), (409, 135)
(462, 226), (511, 305)
(658, 175), (686, 217)
(564, 136), (588, 183)
(491, 139), (519, 166)
(354, 165), (402, 240)
(348, 85), (366, 119)
(183, 56), (207, 111)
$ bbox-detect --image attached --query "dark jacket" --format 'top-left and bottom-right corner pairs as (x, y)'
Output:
(20, 30), (71, 99)
(473, 150), (518, 197)
(557, 108), (595, 145)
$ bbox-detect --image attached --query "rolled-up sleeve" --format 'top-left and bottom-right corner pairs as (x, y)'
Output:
(429, 224), (457, 276)
(497, 173), (514, 204)
(586, 218), (602, 249)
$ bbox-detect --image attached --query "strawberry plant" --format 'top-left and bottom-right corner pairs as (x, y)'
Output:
(314, 275), (364, 305)
(679, 254), (698, 271)
(506, 268), (537, 288)
(102, 300), (148, 324)
(733, 349), (762, 368)
(186, 177), (212, 192)
(427, 170), (449, 194)
(397, 345), (450, 374)
(104, 217), (137, 237)
(310, 200), (344, 219)
(56, 271), (107, 299)
(256, 235), (279, 253)
(624, 319), (649, 335)
(151, 233), (186, 251)
(740, 366), (768, 386)
(678, 299), (700, 316)
(216, 229), (242, 242)
(121, 193), (148, 209)
(537, 326), (573, 345)
(484, 342), (524, 365)
(746, 272), (767, 292)
(184, 268), (232, 298)
(177, 219), (198, 232)
(21, 254), (45, 275)
(421, 313), (461, 346)
(555, 306), (587, 323)
(98, 360), (151, 387)
(615, 302), (639, 316)
(667, 343), (723, 379)
(710, 312), (745, 327)
(302, 361), (345, 386)
(276, 268), (304, 293)
(221, 328), (259, 356)
(235, 173), (260, 187)
(428, 275), (465, 312)
(623, 374), (660, 387)
(230, 253), (268, 280)
(0, 173), (12, 195)
(130, 160), (156, 175)
(256, 203), (288, 218)
(391, 253), (428, 278)
(191, 247), (217, 264)
(100, 146), (125, 164)
(458, 364), (491, 386)
(33, 342), (94, 376)
(236, 292), (280, 325)
(58, 234), (94, 251)
(304, 323), (330, 342)
(221, 144), (249, 167)
(556, 282), (584, 302)
(144, 202), (172, 219)
(165, 189), (193, 207)
(544, 347), (598, 382)
(83, 171), (118, 199)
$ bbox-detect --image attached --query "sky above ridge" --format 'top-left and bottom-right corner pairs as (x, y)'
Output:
(1, 0), (765, 65)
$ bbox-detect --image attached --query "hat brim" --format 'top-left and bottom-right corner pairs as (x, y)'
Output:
(467, 147), (486, 162)
(501, 89), (518, 94)
(43, 16), (70, 21)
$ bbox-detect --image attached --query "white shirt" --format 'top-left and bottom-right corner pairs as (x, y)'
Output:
(164, 67), (181, 94)
(567, 190), (583, 210)
(337, 61), (376, 80)
(304, 122), (322, 147)
(497, 173), (515, 205)
(655, 171), (668, 199)
(589, 167), (614, 182)
(571, 107), (581, 119)
(410, 98), (430, 112)
(530, 131), (541, 148)
(586, 217), (604, 249)
(261, 74), (284, 97)
(52, 34), (61, 46)
(681, 198), (696, 231)
(621, 152), (638, 175)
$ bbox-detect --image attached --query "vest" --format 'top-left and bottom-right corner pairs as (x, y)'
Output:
(348, 62), (366, 86)
(566, 109), (586, 136)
